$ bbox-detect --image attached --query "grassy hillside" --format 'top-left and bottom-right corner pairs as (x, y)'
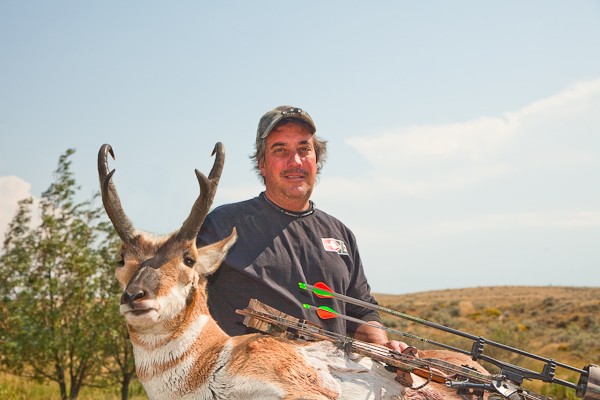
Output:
(2, 286), (597, 399)
(374, 286), (600, 399)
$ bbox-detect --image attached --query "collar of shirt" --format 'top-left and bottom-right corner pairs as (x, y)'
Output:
(260, 192), (315, 218)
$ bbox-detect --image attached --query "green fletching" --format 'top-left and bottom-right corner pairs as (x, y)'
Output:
(319, 306), (337, 314)
(314, 288), (332, 297)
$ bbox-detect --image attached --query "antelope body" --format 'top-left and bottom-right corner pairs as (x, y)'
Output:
(98, 143), (485, 400)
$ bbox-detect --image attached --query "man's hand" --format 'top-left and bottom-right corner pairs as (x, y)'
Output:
(353, 322), (418, 387)
(382, 339), (409, 353)
(353, 321), (410, 352)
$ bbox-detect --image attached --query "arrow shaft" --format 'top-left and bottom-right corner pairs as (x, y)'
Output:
(301, 282), (585, 373)
(302, 283), (478, 341)
(304, 304), (469, 354)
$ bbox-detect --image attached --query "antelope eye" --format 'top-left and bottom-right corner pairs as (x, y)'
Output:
(183, 256), (196, 267)
(117, 251), (125, 267)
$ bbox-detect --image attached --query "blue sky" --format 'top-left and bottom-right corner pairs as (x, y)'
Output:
(1, 1), (599, 294)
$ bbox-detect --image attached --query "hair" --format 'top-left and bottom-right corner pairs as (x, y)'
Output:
(250, 119), (328, 183)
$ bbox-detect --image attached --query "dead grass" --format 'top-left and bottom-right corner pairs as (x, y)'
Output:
(0, 372), (147, 400)
(375, 286), (600, 399)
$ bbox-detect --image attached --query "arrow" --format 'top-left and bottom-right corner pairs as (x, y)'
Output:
(305, 304), (338, 320)
(300, 281), (479, 342)
(302, 303), (461, 351)
(299, 282), (581, 371)
(307, 281), (336, 298)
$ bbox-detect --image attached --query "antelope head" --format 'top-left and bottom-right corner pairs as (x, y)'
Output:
(97, 143), (236, 333)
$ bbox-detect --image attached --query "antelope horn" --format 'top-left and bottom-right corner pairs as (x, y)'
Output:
(98, 144), (136, 243)
(177, 142), (225, 241)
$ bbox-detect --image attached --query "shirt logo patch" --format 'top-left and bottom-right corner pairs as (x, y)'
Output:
(321, 238), (349, 255)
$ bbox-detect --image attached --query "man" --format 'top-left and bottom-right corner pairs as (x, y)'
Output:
(197, 105), (406, 352)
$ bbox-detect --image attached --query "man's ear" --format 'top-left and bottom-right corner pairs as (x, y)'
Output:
(196, 228), (237, 276)
(258, 159), (266, 177)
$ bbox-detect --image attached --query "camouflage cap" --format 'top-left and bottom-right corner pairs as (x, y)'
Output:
(256, 105), (316, 141)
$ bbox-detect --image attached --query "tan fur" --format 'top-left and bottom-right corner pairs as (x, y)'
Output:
(419, 349), (487, 374)
(182, 325), (229, 392)
(408, 350), (489, 400)
(228, 335), (340, 399)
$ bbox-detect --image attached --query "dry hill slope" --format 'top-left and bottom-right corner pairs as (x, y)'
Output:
(374, 286), (600, 398)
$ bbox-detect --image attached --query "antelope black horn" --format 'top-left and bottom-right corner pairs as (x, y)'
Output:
(98, 144), (136, 243)
(177, 142), (225, 241)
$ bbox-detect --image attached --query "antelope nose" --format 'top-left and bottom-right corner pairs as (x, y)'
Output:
(121, 289), (146, 307)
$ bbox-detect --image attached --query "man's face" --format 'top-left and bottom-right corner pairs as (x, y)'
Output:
(259, 121), (317, 211)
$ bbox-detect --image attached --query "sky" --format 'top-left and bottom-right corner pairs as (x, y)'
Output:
(1, 1), (599, 295)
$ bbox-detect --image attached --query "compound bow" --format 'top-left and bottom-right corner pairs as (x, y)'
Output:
(235, 282), (599, 400)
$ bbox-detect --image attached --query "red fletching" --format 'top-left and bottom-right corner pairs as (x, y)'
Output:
(316, 306), (338, 319)
(313, 282), (334, 298)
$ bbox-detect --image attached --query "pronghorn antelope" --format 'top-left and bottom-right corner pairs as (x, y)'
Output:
(98, 143), (487, 400)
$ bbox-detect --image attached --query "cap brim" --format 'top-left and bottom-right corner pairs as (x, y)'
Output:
(260, 116), (285, 139)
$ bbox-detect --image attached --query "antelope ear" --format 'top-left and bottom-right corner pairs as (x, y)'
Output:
(196, 228), (237, 276)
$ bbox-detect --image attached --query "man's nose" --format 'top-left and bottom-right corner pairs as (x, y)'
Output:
(288, 151), (302, 166)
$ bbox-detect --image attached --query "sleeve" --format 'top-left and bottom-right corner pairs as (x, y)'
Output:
(343, 232), (382, 334)
(196, 208), (229, 247)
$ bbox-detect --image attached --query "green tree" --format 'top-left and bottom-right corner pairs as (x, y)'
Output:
(93, 228), (137, 400)
(0, 149), (135, 400)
